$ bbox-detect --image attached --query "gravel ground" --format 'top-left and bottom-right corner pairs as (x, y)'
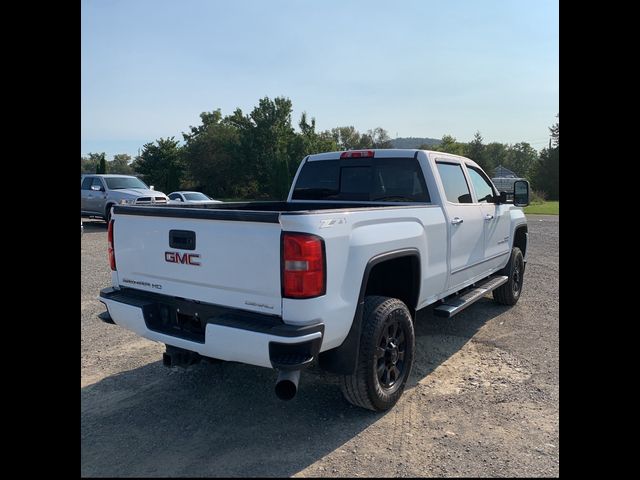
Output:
(81, 214), (559, 477)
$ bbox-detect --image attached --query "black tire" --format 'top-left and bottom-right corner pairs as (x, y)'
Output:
(493, 247), (524, 305)
(105, 204), (114, 223)
(340, 296), (415, 412)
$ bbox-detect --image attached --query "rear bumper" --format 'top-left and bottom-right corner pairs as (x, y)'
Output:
(98, 287), (323, 369)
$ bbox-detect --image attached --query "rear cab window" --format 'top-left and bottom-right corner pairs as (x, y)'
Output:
(292, 158), (430, 202)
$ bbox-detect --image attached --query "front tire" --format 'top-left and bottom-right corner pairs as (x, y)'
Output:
(340, 296), (415, 412)
(493, 247), (524, 305)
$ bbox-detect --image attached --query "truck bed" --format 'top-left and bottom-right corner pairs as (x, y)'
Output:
(113, 201), (430, 222)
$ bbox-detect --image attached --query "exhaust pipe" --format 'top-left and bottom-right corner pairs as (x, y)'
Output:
(275, 369), (301, 400)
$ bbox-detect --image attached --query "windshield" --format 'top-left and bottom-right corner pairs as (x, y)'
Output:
(183, 192), (211, 201)
(292, 158), (430, 202)
(104, 176), (149, 190)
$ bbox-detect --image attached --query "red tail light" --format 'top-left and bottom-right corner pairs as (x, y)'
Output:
(107, 220), (116, 271)
(340, 150), (374, 159)
(282, 233), (325, 298)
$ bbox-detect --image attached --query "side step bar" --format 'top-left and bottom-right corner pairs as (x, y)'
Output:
(433, 275), (509, 318)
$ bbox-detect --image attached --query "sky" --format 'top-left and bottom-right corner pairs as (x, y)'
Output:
(81, 0), (559, 159)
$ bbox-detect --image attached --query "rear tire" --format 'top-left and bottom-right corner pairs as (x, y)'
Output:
(493, 247), (524, 305)
(340, 296), (415, 412)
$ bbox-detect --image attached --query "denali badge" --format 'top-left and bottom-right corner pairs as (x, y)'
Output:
(165, 251), (201, 266)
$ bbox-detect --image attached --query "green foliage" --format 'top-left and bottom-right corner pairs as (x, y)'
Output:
(133, 137), (184, 192)
(182, 109), (246, 197)
(531, 146), (559, 200)
(330, 126), (390, 150)
(122, 99), (557, 202)
(503, 142), (538, 178)
(464, 131), (496, 172)
(550, 114), (559, 148)
(531, 114), (559, 200)
(484, 142), (508, 175)
(91, 153), (107, 174)
(81, 154), (98, 173)
(431, 134), (466, 156)
(109, 154), (134, 174)
(530, 189), (547, 203)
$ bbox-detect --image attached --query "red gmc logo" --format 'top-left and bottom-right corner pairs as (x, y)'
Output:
(165, 251), (201, 266)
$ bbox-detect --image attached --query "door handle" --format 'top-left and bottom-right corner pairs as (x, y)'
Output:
(451, 217), (464, 225)
(484, 214), (494, 221)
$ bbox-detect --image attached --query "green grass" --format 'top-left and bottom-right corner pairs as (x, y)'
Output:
(524, 201), (559, 215)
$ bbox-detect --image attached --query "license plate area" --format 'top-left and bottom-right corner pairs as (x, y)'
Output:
(143, 303), (206, 343)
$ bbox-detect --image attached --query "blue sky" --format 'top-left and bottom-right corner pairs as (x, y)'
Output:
(81, 0), (558, 158)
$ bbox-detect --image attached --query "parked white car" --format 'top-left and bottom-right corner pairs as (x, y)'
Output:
(167, 191), (222, 204)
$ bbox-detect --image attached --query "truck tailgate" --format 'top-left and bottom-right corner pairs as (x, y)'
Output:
(112, 211), (283, 316)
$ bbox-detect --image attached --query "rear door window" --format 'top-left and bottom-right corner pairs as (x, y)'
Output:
(436, 162), (472, 204)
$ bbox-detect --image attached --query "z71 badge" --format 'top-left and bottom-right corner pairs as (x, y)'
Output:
(319, 217), (346, 229)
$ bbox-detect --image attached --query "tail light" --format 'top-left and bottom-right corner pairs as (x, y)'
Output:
(282, 233), (325, 298)
(107, 220), (116, 271)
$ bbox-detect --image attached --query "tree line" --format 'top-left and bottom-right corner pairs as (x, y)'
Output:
(81, 97), (558, 200)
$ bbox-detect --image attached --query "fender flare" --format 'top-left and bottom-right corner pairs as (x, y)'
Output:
(318, 248), (420, 375)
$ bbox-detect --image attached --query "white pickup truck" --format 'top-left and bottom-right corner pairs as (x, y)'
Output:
(99, 149), (529, 411)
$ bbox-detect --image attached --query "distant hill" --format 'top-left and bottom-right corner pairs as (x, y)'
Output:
(390, 137), (442, 149)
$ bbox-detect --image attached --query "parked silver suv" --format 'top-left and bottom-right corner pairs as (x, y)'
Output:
(81, 174), (168, 222)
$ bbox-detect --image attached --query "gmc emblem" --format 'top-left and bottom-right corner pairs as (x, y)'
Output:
(165, 251), (201, 266)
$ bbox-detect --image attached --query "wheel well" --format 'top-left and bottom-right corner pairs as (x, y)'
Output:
(318, 250), (420, 374)
(514, 225), (528, 257)
(364, 255), (420, 315)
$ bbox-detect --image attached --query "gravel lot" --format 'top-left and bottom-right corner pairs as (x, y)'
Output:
(81, 215), (559, 477)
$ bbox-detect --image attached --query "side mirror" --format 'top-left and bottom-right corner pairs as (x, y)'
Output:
(90, 185), (103, 192)
(513, 180), (530, 207)
(493, 191), (507, 204)
(150, 185), (155, 191)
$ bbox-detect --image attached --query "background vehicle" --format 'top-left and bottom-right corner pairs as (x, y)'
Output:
(81, 174), (168, 222)
(167, 191), (222, 204)
(99, 149), (529, 411)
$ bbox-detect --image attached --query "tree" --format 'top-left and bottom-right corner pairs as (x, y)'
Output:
(247, 97), (298, 199)
(432, 135), (466, 156)
(367, 127), (393, 148)
(484, 142), (508, 175)
(532, 115), (559, 199)
(182, 110), (244, 198)
(109, 154), (134, 174)
(550, 114), (559, 148)
(290, 112), (338, 177)
(90, 152), (107, 174)
(133, 137), (184, 192)
(465, 131), (487, 170)
(81, 154), (98, 173)
(503, 142), (538, 178)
